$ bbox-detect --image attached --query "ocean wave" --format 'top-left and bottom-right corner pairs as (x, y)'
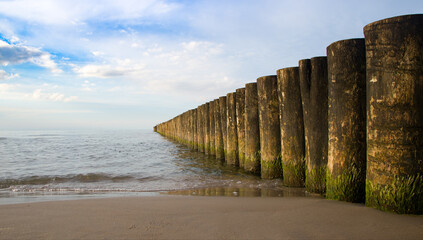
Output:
(0, 173), (136, 189)
(26, 134), (63, 137)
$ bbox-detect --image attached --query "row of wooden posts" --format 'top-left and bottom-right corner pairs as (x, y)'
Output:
(154, 14), (423, 214)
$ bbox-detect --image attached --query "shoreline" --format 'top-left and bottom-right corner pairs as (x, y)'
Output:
(0, 185), (316, 205)
(0, 195), (422, 239)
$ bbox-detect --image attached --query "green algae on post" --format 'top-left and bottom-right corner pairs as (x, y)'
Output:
(326, 164), (365, 203)
(366, 174), (423, 214)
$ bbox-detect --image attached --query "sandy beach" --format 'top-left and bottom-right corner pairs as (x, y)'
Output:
(0, 196), (422, 240)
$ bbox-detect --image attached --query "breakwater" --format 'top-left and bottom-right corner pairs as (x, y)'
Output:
(154, 14), (423, 214)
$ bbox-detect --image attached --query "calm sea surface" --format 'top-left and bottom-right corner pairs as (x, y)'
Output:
(0, 130), (308, 204)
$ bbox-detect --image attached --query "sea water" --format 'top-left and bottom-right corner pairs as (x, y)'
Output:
(0, 129), (308, 204)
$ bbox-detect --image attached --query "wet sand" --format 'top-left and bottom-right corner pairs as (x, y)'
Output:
(0, 196), (422, 239)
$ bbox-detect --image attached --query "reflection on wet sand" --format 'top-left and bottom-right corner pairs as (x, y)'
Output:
(163, 186), (321, 198)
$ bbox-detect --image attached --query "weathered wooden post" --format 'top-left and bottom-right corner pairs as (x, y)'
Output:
(189, 109), (195, 149)
(186, 110), (191, 146)
(226, 92), (238, 166)
(277, 67), (305, 187)
(178, 114), (181, 142)
(236, 88), (246, 168)
(219, 96), (228, 160)
(193, 108), (198, 150)
(198, 104), (205, 153)
(183, 112), (187, 144)
(204, 102), (211, 154)
(177, 114), (181, 142)
(168, 119), (171, 138)
(173, 116), (177, 141)
(257, 76), (282, 179)
(182, 112), (187, 145)
(181, 112), (186, 144)
(214, 98), (225, 160)
(326, 38), (367, 203)
(244, 82), (261, 174)
(364, 14), (423, 214)
(299, 57), (328, 194)
(172, 118), (176, 140)
(209, 101), (216, 156)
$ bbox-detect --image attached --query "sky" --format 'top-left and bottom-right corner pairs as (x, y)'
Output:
(0, 0), (422, 130)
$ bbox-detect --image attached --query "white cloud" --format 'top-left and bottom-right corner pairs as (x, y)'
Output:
(32, 54), (62, 73)
(0, 70), (19, 80)
(181, 41), (223, 55)
(0, 83), (13, 92)
(63, 96), (78, 102)
(81, 80), (95, 91)
(0, 40), (62, 73)
(68, 37), (238, 102)
(0, 82), (78, 103)
(73, 59), (145, 78)
(92, 51), (104, 56)
(32, 89), (42, 99)
(32, 88), (78, 102)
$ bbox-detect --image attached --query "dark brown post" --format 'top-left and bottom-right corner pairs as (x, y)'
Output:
(198, 104), (205, 153)
(257, 75), (282, 179)
(209, 101), (216, 156)
(244, 82), (261, 174)
(326, 38), (366, 203)
(277, 67), (305, 187)
(299, 57), (328, 194)
(236, 88), (246, 168)
(364, 14), (423, 214)
(219, 96), (228, 160)
(193, 108), (198, 150)
(214, 98), (224, 159)
(226, 92), (238, 166)
(204, 102), (211, 155)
